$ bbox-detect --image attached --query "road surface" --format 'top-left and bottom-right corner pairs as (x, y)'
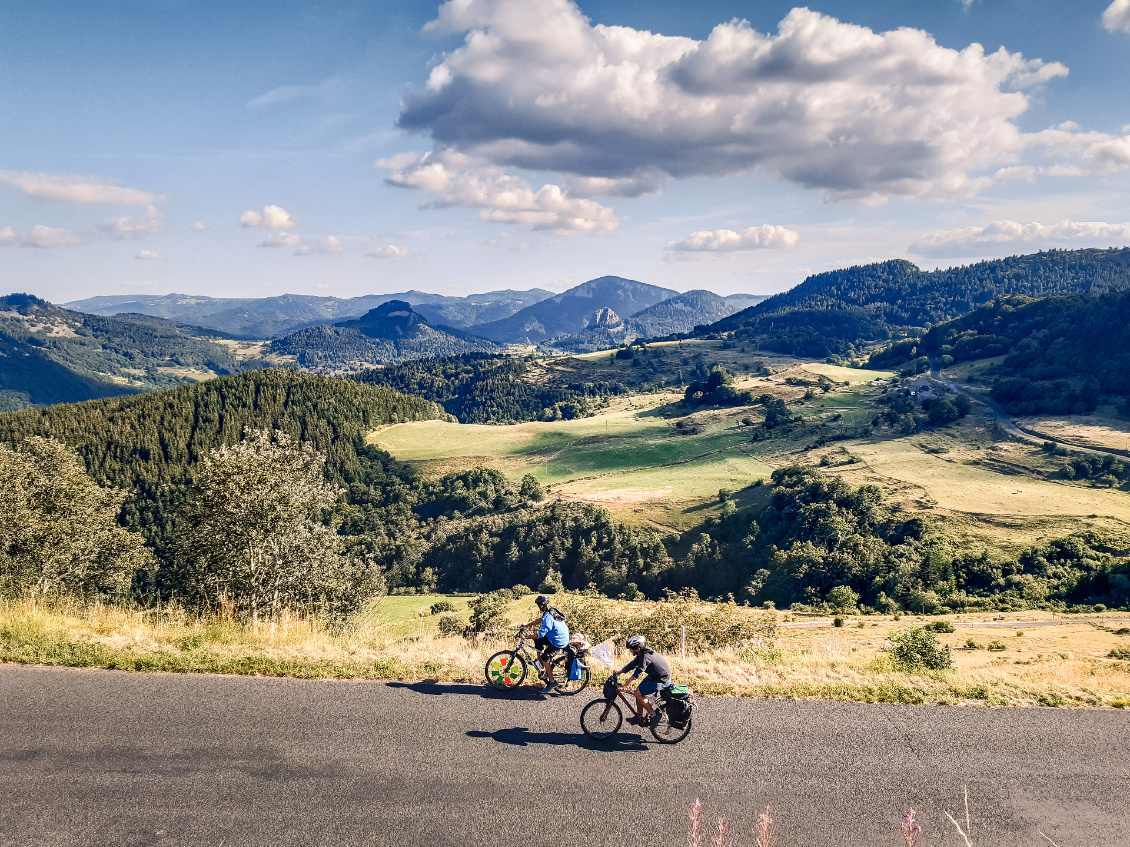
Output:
(1, 664), (1127, 846)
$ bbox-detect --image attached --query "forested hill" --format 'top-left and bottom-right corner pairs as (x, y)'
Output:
(269, 301), (497, 369)
(869, 291), (1130, 415)
(0, 293), (245, 408)
(0, 369), (445, 547)
(708, 248), (1130, 357)
(353, 354), (629, 423)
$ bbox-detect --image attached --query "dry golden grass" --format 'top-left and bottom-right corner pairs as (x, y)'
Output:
(3, 598), (1127, 707)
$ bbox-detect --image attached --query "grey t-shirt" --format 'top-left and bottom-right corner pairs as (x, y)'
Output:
(621, 648), (671, 684)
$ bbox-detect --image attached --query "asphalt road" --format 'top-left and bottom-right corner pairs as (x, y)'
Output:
(1, 665), (1127, 847)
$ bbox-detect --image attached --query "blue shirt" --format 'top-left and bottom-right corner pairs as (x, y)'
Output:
(538, 610), (569, 648)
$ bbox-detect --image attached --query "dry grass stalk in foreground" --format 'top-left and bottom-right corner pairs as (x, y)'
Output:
(1, 598), (1128, 707)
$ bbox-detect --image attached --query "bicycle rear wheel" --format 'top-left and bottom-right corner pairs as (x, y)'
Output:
(580, 698), (623, 740)
(549, 655), (591, 695)
(648, 706), (692, 744)
(484, 650), (527, 690)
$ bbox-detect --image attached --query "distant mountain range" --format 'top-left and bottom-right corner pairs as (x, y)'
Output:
(462, 276), (678, 343)
(268, 300), (497, 370)
(64, 277), (765, 349)
(708, 248), (1130, 357)
(64, 289), (554, 339)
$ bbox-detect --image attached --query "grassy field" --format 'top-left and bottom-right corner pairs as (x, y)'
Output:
(3, 597), (1127, 707)
(374, 397), (774, 527)
(847, 438), (1130, 521)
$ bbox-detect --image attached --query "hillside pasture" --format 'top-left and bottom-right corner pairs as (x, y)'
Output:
(373, 397), (772, 526)
(847, 438), (1130, 522)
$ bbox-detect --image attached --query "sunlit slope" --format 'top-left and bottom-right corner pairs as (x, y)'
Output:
(372, 399), (772, 521)
(850, 439), (1130, 521)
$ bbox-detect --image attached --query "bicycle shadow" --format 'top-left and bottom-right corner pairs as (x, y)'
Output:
(466, 727), (648, 752)
(386, 680), (546, 701)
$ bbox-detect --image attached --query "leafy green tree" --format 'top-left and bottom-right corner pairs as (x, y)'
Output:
(0, 437), (152, 599)
(826, 584), (860, 611)
(519, 473), (545, 502)
(173, 429), (380, 621)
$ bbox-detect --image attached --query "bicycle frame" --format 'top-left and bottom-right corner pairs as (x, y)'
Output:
(600, 683), (657, 722)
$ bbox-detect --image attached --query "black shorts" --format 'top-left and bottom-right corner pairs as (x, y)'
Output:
(534, 637), (563, 661)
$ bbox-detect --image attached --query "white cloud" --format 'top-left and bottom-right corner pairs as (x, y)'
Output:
(190, 221), (207, 232)
(379, 150), (619, 234)
(135, 250), (160, 260)
(259, 231), (302, 248)
(398, 1), (1072, 203)
(97, 206), (165, 240)
(0, 170), (157, 205)
(366, 244), (413, 259)
(0, 224), (85, 249)
(668, 225), (800, 253)
(241, 205), (296, 228)
(294, 236), (344, 256)
(1103, 0), (1130, 32)
(910, 219), (1130, 257)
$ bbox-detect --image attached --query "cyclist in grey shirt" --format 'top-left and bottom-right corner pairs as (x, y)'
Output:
(617, 635), (672, 726)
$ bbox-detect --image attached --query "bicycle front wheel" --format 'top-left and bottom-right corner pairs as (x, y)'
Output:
(580, 698), (623, 740)
(649, 706), (693, 744)
(485, 650), (527, 690)
(550, 655), (591, 696)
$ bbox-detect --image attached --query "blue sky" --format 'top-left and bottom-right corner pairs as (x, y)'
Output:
(2, 0), (1129, 303)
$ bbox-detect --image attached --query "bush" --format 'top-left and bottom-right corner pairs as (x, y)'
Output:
(987, 640), (1007, 651)
(833, 616), (845, 627)
(437, 614), (464, 636)
(885, 626), (954, 671)
(554, 588), (777, 653)
(430, 601), (457, 615)
(925, 620), (956, 633)
(468, 590), (511, 633)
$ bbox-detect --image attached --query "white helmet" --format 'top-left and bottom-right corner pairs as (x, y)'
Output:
(626, 635), (646, 650)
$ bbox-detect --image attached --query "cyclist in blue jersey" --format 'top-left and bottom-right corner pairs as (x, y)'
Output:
(519, 594), (570, 693)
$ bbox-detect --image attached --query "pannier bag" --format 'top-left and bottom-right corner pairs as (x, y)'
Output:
(569, 658), (584, 680)
(664, 684), (694, 728)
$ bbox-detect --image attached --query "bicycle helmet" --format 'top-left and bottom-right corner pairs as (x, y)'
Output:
(535, 594), (550, 608)
(626, 635), (646, 650)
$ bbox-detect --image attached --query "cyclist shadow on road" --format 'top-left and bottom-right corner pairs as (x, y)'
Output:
(386, 680), (545, 701)
(466, 728), (648, 752)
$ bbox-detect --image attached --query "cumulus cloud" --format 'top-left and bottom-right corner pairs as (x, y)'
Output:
(259, 231), (302, 248)
(0, 224), (85, 249)
(379, 150), (618, 234)
(97, 206), (165, 240)
(910, 219), (1130, 257)
(397, 1), (1075, 203)
(366, 244), (413, 259)
(190, 221), (207, 232)
(1103, 0), (1130, 32)
(241, 205), (296, 228)
(135, 250), (160, 260)
(294, 236), (344, 256)
(0, 170), (157, 205)
(668, 224), (800, 253)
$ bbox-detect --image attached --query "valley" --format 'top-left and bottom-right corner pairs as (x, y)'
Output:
(4, 246), (1130, 708)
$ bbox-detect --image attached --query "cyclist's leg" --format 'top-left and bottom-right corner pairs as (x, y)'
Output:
(637, 678), (659, 715)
